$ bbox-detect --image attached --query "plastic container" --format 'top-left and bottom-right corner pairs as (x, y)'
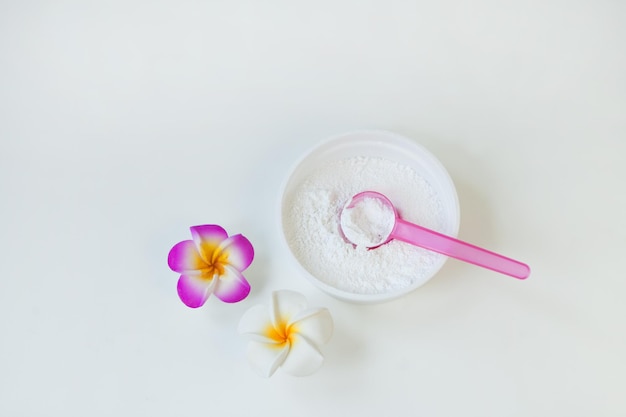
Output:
(279, 130), (460, 303)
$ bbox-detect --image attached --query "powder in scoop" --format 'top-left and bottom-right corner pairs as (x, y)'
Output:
(340, 196), (395, 248)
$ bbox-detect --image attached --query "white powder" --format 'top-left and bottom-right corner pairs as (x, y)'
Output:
(283, 156), (445, 295)
(340, 196), (395, 248)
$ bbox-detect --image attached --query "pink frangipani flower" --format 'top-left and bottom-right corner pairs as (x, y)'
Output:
(168, 225), (254, 308)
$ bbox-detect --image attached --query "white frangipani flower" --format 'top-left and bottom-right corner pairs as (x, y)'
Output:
(238, 290), (334, 377)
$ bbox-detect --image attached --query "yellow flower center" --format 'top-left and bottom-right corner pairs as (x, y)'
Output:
(198, 244), (230, 280)
(265, 319), (298, 346)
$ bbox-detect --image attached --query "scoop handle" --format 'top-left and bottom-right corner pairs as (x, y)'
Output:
(392, 218), (530, 279)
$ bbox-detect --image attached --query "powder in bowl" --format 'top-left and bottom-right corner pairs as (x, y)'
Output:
(283, 156), (445, 296)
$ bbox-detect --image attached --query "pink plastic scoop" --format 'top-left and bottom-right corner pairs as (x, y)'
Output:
(339, 191), (530, 279)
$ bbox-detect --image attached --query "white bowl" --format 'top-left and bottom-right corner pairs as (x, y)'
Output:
(279, 130), (460, 303)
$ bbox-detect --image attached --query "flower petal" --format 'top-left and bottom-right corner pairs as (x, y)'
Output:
(190, 225), (228, 263)
(271, 290), (307, 330)
(168, 240), (206, 273)
(218, 234), (254, 271)
(289, 308), (334, 347)
(246, 340), (289, 378)
(280, 333), (324, 377)
(177, 274), (216, 308)
(238, 305), (279, 344)
(213, 265), (250, 303)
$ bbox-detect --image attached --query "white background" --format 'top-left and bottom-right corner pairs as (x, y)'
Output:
(1, 1), (625, 416)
